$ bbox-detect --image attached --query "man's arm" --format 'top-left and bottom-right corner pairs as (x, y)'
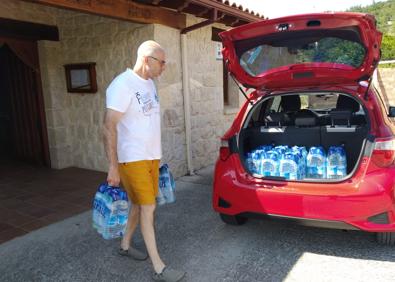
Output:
(103, 109), (123, 186)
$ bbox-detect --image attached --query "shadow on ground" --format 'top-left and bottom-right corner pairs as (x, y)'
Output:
(1, 165), (395, 282)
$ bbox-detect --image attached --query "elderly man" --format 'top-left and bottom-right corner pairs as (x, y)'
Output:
(103, 40), (185, 282)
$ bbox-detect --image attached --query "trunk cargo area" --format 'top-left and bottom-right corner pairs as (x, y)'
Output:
(238, 93), (369, 180)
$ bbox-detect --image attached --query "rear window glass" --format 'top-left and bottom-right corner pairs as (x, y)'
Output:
(268, 94), (362, 112)
(238, 28), (366, 77)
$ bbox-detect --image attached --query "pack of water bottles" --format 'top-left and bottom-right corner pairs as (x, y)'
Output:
(246, 145), (347, 180)
(156, 164), (176, 205)
(92, 183), (130, 240)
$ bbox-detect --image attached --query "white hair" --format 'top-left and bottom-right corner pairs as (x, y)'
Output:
(137, 40), (164, 59)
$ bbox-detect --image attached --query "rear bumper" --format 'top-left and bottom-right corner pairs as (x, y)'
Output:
(213, 158), (395, 232)
(238, 212), (359, 230)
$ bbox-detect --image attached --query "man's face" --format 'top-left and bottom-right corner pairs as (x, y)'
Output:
(146, 50), (166, 78)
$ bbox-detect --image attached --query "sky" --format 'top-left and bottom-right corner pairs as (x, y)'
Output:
(232, 0), (387, 18)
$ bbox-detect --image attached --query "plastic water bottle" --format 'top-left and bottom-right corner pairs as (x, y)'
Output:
(164, 171), (176, 204)
(306, 146), (327, 179)
(257, 145), (273, 152)
(327, 146), (347, 179)
(300, 147), (308, 179)
(92, 191), (105, 234)
(156, 184), (167, 205)
(252, 150), (263, 175)
(245, 152), (256, 173)
(292, 146), (307, 179)
(260, 150), (280, 176)
(116, 191), (129, 234)
(158, 164), (176, 204)
(274, 145), (288, 160)
(93, 183), (112, 235)
(103, 191), (117, 239)
(279, 151), (300, 180)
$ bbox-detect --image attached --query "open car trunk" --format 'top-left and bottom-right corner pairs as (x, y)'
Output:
(238, 92), (369, 181)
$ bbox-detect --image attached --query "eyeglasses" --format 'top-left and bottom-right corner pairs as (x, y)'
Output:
(148, 56), (166, 66)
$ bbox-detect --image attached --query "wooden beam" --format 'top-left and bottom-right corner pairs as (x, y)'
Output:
(22, 0), (186, 30)
(0, 17), (59, 41)
(196, 7), (209, 17)
(177, 0), (191, 12)
(190, 0), (262, 22)
(181, 8), (217, 34)
(230, 18), (240, 27)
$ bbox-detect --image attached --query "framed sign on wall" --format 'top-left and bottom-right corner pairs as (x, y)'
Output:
(64, 62), (97, 93)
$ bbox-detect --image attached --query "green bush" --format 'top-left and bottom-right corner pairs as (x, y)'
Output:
(381, 34), (395, 60)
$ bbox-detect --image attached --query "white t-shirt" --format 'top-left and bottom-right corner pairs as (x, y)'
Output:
(106, 68), (161, 163)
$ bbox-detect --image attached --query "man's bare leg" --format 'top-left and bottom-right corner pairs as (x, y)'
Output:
(121, 204), (140, 250)
(140, 204), (165, 273)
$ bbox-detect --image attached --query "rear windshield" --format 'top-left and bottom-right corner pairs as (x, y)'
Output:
(237, 28), (366, 77)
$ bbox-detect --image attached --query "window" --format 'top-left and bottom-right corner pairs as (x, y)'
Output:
(223, 61), (241, 109)
(212, 27), (240, 111)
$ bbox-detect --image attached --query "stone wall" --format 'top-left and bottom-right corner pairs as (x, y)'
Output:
(375, 68), (395, 107)
(153, 25), (187, 177)
(1, 0), (242, 177)
(1, 0), (154, 171)
(183, 17), (244, 171)
(57, 12), (153, 172)
(0, 0), (57, 25)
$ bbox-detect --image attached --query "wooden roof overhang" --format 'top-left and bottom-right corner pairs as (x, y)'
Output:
(22, 0), (264, 31)
(136, 0), (265, 32)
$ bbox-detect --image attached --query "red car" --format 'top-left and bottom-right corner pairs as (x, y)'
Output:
(213, 12), (395, 245)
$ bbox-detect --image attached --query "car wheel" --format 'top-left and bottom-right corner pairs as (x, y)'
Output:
(376, 232), (395, 245)
(220, 213), (248, 225)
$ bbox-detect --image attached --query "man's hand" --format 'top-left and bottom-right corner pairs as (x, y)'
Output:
(107, 165), (120, 187)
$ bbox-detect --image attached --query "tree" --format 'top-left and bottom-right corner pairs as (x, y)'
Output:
(381, 34), (395, 60)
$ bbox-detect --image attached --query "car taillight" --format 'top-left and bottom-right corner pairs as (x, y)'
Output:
(219, 139), (231, 161)
(372, 137), (395, 167)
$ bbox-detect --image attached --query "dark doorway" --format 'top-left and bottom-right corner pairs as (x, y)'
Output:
(0, 42), (50, 166)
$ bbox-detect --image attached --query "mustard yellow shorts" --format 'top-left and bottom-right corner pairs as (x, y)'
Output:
(118, 160), (160, 205)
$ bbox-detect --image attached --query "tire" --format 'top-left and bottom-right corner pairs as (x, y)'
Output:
(376, 232), (395, 245)
(220, 213), (248, 225)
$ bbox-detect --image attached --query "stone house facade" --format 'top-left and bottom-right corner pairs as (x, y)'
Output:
(0, 0), (259, 177)
(2, 1), (394, 178)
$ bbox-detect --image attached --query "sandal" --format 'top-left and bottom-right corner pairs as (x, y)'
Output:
(118, 247), (148, 261)
(152, 266), (186, 282)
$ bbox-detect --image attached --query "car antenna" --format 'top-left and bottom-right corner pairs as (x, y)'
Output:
(228, 71), (253, 105)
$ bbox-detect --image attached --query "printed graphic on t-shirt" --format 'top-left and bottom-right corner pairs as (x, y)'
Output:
(134, 91), (158, 116)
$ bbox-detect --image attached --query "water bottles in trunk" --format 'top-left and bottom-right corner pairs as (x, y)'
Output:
(246, 144), (347, 180)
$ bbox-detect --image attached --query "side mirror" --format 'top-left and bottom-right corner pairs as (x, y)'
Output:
(388, 106), (395, 117)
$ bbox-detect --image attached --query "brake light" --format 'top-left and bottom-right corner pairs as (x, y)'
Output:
(219, 139), (231, 161)
(372, 137), (395, 167)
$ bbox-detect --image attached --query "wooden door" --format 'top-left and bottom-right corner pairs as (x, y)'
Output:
(0, 39), (50, 166)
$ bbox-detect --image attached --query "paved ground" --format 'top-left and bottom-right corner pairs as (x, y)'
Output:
(0, 161), (105, 243)
(1, 165), (395, 282)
